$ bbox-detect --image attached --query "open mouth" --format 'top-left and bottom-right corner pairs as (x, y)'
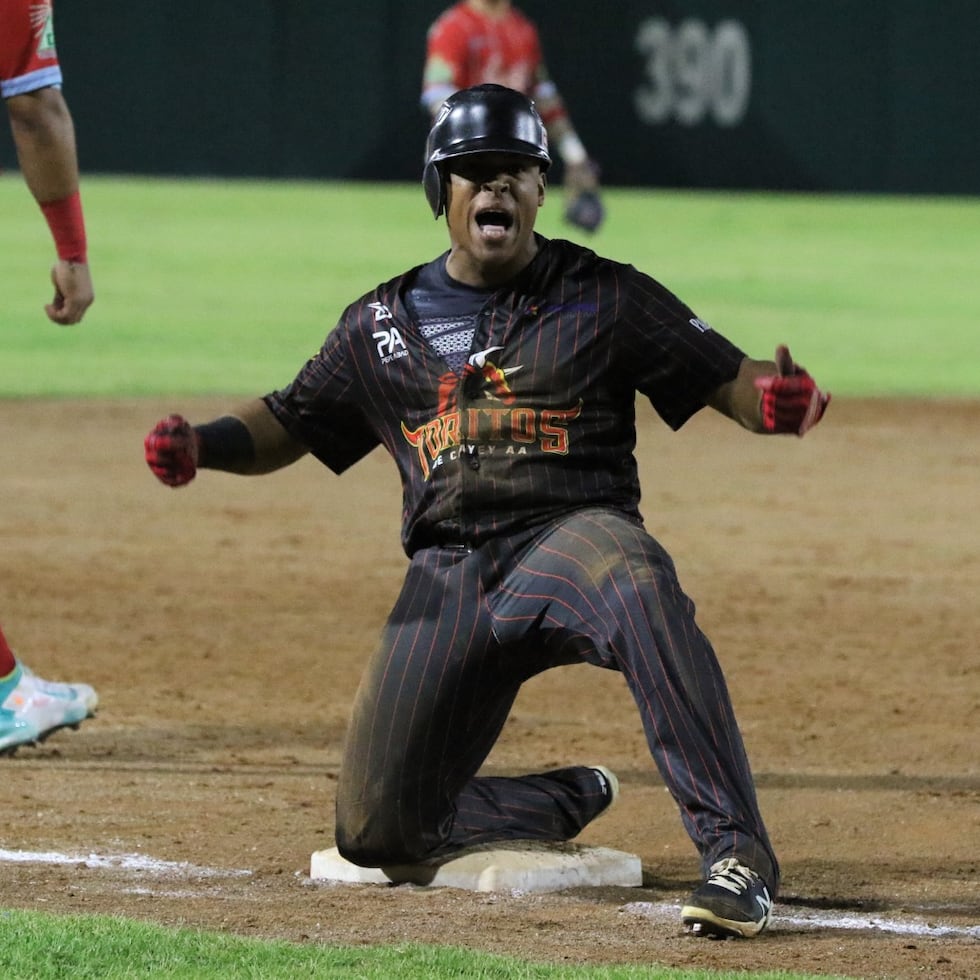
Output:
(475, 209), (514, 238)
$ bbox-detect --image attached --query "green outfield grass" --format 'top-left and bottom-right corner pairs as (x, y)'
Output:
(1, 176), (977, 398)
(0, 909), (853, 980)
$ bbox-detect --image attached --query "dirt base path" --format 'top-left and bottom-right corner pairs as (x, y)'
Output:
(2, 397), (977, 979)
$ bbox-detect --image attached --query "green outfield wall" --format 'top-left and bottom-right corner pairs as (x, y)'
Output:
(3, 1), (977, 193)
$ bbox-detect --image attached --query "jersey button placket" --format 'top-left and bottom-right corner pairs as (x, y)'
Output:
(463, 309), (494, 474)
(458, 337), (485, 547)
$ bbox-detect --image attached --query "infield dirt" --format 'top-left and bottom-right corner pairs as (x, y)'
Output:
(2, 396), (977, 979)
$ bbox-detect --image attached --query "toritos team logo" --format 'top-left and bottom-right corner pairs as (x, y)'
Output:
(462, 346), (520, 403)
(402, 346), (582, 480)
(432, 346), (519, 417)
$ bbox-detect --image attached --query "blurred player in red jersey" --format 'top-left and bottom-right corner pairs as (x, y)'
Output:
(1, 0), (94, 325)
(421, 0), (605, 233)
(0, 0), (98, 754)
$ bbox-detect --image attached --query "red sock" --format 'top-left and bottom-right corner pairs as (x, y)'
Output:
(0, 624), (18, 676)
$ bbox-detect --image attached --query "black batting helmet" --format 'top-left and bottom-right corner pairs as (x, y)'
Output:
(423, 84), (551, 219)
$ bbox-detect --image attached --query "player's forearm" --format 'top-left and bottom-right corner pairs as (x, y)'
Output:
(8, 88), (89, 270)
(6, 88), (80, 203)
(542, 116), (585, 169)
(706, 357), (774, 433)
(195, 400), (307, 474)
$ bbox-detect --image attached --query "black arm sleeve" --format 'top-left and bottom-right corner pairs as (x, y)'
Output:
(193, 416), (256, 471)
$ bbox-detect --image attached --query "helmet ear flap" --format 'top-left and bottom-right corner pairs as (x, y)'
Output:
(423, 159), (445, 218)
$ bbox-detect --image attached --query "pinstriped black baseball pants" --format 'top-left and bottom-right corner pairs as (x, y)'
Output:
(335, 506), (779, 895)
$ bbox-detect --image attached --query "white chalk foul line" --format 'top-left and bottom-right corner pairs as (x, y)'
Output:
(779, 908), (980, 940)
(0, 847), (251, 879)
(3, 849), (976, 941)
(622, 901), (980, 941)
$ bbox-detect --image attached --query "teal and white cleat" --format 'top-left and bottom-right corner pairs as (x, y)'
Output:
(0, 662), (98, 755)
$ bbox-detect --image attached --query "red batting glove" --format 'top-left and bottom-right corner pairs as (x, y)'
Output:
(753, 345), (831, 436)
(144, 414), (199, 486)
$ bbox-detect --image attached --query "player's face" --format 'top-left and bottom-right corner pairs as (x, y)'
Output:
(444, 152), (546, 287)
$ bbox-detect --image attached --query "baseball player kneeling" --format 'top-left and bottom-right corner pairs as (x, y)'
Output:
(145, 84), (829, 940)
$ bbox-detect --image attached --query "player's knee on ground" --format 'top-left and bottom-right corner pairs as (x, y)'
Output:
(335, 801), (436, 868)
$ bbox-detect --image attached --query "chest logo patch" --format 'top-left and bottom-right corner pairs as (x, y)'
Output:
(369, 302), (393, 322)
(373, 326), (407, 364)
(463, 346), (522, 404)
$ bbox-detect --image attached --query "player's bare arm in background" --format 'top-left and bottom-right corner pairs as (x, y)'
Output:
(6, 85), (94, 325)
(144, 400), (307, 487)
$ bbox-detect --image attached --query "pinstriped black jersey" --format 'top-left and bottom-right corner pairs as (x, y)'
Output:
(265, 236), (745, 556)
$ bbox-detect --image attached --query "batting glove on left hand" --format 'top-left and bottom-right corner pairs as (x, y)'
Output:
(145, 414), (199, 486)
(753, 345), (831, 436)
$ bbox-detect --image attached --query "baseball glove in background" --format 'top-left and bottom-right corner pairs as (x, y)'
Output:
(565, 189), (605, 233)
(562, 159), (605, 233)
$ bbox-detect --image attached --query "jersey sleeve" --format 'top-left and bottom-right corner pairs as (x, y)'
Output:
(421, 8), (469, 111)
(0, 0), (63, 97)
(264, 320), (380, 475)
(618, 266), (746, 430)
